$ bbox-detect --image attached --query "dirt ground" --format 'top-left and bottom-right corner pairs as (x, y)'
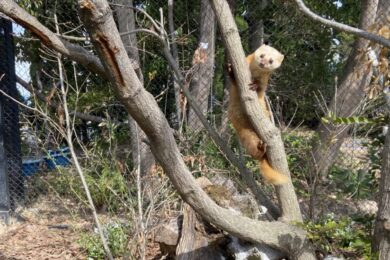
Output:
(0, 223), (85, 260)
(0, 196), (87, 260)
(0, 195), (165, 260)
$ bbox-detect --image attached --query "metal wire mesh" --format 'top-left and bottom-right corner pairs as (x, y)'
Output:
(0, 18), (23, 216)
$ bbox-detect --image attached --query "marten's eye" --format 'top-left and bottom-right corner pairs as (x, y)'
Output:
(260, 54), (265, 58)
(269, 59), (273, 64)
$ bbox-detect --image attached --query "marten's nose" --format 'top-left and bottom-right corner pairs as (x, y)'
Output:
(259, 60), (266, 68)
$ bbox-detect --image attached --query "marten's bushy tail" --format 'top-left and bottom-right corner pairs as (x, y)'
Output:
(259, 157), (288, 185)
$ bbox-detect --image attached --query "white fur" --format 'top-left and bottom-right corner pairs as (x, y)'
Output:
(253, 44), (284, 72)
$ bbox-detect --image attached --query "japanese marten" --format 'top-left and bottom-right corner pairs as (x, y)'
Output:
(228, 44), (288, 185)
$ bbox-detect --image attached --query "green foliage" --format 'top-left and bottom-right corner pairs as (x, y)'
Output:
(283, 130), (314, 196)
(240, 0), (361, 127)
(43, 162), (130, 212)
(303, 214), (374, 259)
(321, 112), (387, 125)
(367, 136), (383, 171)
(184, 132), (230, 174)
(328, 133), (383, 199)
(329, 166), (376, 199)
(78, 223), (130, 259)
(322, 115), (377, 125)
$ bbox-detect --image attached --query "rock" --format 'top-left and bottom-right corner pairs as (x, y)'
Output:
(227, 236), (285, 260)
(154, 217), (181, 256)
(323, 255), (345, 260)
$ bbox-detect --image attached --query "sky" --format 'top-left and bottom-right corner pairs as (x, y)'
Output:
(13, 23), (31, 100)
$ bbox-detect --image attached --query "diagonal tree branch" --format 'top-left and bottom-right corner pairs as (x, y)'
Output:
(294, 0), (390, 48)
(0, 0), (120, 79)
(16, 76), (119, 124)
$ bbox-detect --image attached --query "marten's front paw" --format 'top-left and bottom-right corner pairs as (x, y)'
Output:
(256, 142), (267, 158)
(226, 63), (235, 79)
(249, 80), (260, 91)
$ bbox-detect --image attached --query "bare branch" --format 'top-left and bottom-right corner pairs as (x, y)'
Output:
(16, 76), (122, 125)
(294, 0), (390, 48)
(54, 13), (113, 257)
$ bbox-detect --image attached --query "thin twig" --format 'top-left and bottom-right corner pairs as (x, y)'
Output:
(134, 123), (146, 260)
(54, 14), (114, 260)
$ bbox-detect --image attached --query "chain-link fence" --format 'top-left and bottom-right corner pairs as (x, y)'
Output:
(0, 18), (23, 224)
(0, 0), (389, 258)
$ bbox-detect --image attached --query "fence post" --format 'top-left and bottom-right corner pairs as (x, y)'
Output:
(0, 101), (10, 225)
(0, 18), (11, 224)
(0, 17), (24, 214)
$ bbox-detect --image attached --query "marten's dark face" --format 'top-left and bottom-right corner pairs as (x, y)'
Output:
(254, 45), (284, 72)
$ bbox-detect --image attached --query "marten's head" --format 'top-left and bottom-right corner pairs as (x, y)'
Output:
(253, 44), (284, 72)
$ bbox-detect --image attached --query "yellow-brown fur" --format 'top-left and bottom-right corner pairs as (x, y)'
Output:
(228, 45), (288, 185)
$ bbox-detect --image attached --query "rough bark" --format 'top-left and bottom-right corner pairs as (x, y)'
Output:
(187, 0), (216, 133)
(113, 0), (142, 80)
(77, 0), (313, 257)
(176, 204), (225, 260)
(311, 0), (381, 178)
(113, 0), (155, 177)
(208, 0), (303, 224)
(373, 126), (390, 259)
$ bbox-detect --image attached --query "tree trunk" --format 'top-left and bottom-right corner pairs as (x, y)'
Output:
(311, 0), (379, 178)
(113, 0), (155, 176)
(247, 0), (268, 52)
(187, 0), (216, 133)
(373, 125), (390, 259)
(218, 0), (235, 139)
(373, 1), (390, 253)
(219, 58), (232, 139)
(168, 0), (182, 129)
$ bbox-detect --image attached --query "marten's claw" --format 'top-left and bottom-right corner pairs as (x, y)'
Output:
(249, 81), (259, 91)
(256, 142), (267, 158)
(226, 63), (235, 79)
